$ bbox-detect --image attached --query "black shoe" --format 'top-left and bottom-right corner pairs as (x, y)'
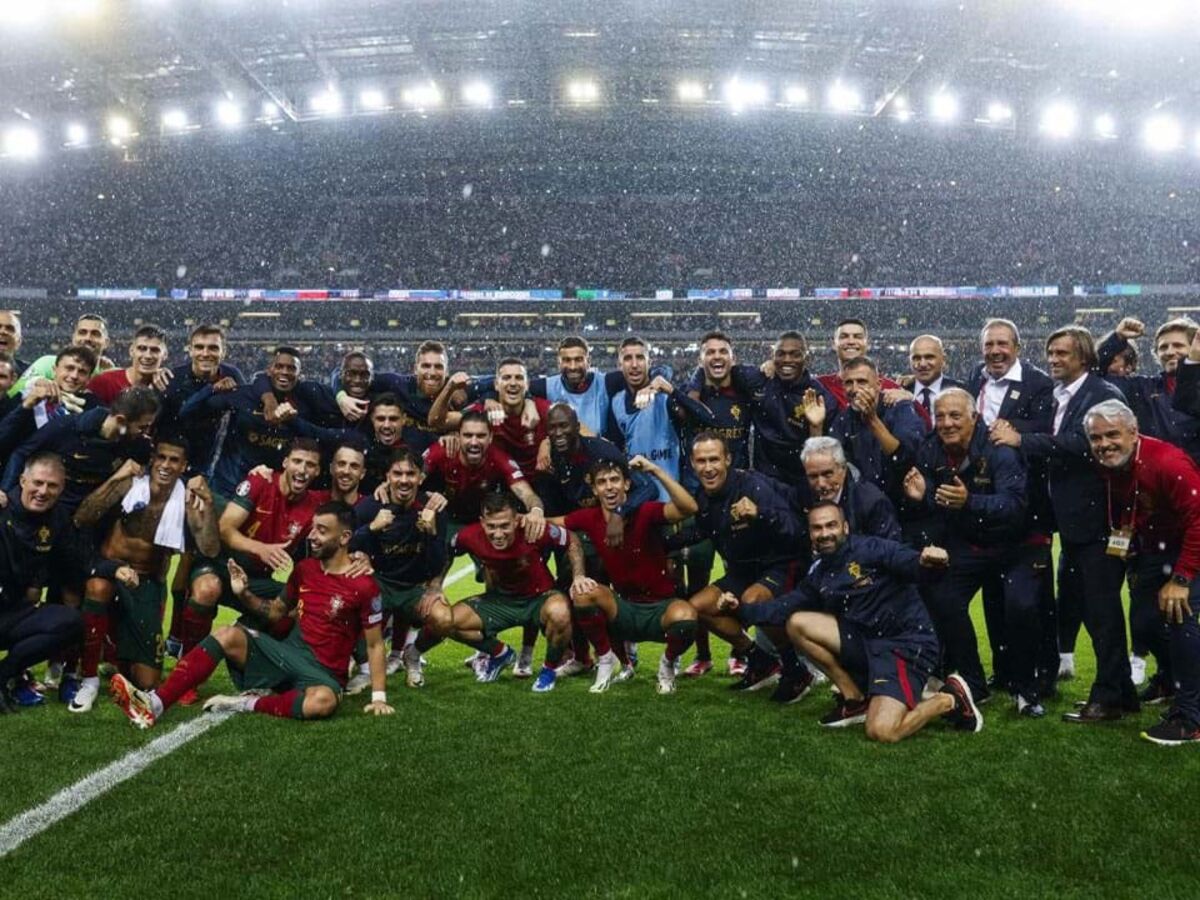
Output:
(769, 667), (814, 704)
(1139, 676), (1175, 707)
(1062, 701), (1124, 724)
(1141, 715), (1200, 746)
(819, 696), (869, 727)
(1016, 695), (1045, 718)
(730, 661), (782, 692)
(940, 673), (983, 732)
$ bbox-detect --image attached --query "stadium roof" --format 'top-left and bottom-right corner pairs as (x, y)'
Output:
(2, 0), (1199, 144)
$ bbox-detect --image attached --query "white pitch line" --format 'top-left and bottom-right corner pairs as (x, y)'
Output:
(443, 559), (477, 587)
(0, 710), (233, 859)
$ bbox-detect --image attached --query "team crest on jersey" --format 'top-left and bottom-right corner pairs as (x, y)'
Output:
(730, 404), (741, 421)
(329, 594), (344, 617)
(36, 525), (51, 545)
(287, 521), (302, 539)
(847, 560), (873, 588)
(235, 480), (251, 497)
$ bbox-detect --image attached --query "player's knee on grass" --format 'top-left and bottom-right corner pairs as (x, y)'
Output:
(191, 573), (222, 608)
(543, 594), (572, 634)
(303, 686), (339, 719)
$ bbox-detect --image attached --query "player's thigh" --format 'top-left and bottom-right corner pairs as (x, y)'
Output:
(786, 610), (841, 651)
(450, 599), (486, 634)
(688, 584), (723, 615)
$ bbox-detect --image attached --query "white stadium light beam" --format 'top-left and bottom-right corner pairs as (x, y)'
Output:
(826, 81), (862, 113)
(310, 89), (344, 115)
(358, 88), (387, 111)
(783, 85), (809, 106)
(1093, 113), (1117, 139)
(462, 80), (495, 107)
(722, 77), (768, 113)
(261, 100), (281, 119)
(929, 91), (960, 123)
(986, 101), (1012, 122)
(566, 79), (600, 103)
(161, 109), (188, 130)
(1143, 113), (1183, 152)
(1039, 101), (1078, 139)
(2, 125), (40, 160)
(65, 122), (88, 145)
(402, 83), (443, 109)
(215, 99), (243, 127)
(677, 80), (706, 103)
(107, 114), (132, 142)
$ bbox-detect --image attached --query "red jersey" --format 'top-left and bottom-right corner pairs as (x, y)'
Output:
(564, 502), (675, 602)
(88, 369), (133, 405)
(1103, 435), (1200, 581)
(465, 397), (551, 472)
(451, 521), (568, 596)
(286, 557), (383, 685)
(231, 470), (330, 576)
(817, 372), (902, 409)
(422, 442), (525, 523)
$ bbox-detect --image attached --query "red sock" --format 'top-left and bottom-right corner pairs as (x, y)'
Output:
(574, 608), (611, 656)
(180, 603), (216, 656)
(251, 689), (306, 720)
(80, 601), (110, 679)
(156, 639), (222, 710)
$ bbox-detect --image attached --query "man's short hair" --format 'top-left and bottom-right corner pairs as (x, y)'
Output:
(189, 323), (226, 343)
(1083, 399), (1138, 431)
(835, 318), (867, 334)
(840, 356), (878, 375)
(1046, 326), (1098, 369)
(132, 324), (167, 344)
(110, 386), (161, 421)
(285, 437), (322, 459)
(77, 313), (109, 330)
(341, 350), (373, 370)
(981, 317), (1021, 346)
(55, 344), (98, 371)
(459, 410), (491, 431)
(807, 500), (845, 522)
(909, 334), (944, 354)
(416, 339), (447, 357)
(24, 451), (65, 476)
(801, 436), (847, 467)
(369, 392), (405, 415)
(546, 402), (578, 425)
(154, 430), (191, 460)
(1154, 317), (1199, 345)
(691, 431), (730, 455)
(0, 351), (14, 372)
(619, 336), (648, 352)
(332, 438), (368, 459)
(588, 457), (630, 483)
(273, 346), (301, 361)
(776, 330), (807, 349)
(558, 336), (589, 354)
(481, 491), (520, 518)
(699, 330), (731, 347)
(934, 388), (977, 414)
(496, 357), (526, 372)
(314, 500), (356, 532)
(387, 448), (424, 472)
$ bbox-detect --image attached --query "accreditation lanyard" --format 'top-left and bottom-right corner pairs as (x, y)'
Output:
(1105, 441), (1141, 559)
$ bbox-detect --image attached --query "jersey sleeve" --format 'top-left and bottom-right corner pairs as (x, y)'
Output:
(359, 579), (385, 630)
(641, 501), (668, 526)
(563, 509), (588, 532)
(493, 448), (525, 485)
(231, 471), (269, 512)
(539, 522), (570, 551)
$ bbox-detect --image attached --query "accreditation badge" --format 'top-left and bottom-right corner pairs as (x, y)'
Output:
(1106, 526), (1133, 559)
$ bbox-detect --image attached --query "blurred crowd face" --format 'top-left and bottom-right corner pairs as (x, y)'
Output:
(981, 324), (1019, 380)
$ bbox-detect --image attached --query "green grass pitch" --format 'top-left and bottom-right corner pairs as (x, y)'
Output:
(2, 552), (1199, 898)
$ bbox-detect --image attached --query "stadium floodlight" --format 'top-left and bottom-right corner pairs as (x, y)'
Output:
(676, 80), (706, 103)
(261, 99), (281, 119)
(462, 80), (495, 107)
(1143, 113), (1183, 152)
(107, 114), (132, 141)
(310, 89), (344, 115)
(826, 81), (862, 113)
(986, 101), (1013, 122)
(929, 91), (960, 123)
(783, 85), (809, 106)
(2, 125), (39, 160)
(1094, 113), (1117, 139)
(65, 122), (88, 145)
(358, 88), (387, 111)
(161, 108), (188, 130)
(892, 96), (912, 122)
(565, 79), (600, 103)
(0, 2), (46, 28)
(722, 77), (768, 112)
(215, 99), (243, 127)
(402, 83), (442, 109)
(1039, 101), (1078, 139)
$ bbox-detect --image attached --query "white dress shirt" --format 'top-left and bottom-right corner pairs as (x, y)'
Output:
(916, 375), (945, 415)
(979, 359), (1023, 426)
(1052, 372), (1089, 435)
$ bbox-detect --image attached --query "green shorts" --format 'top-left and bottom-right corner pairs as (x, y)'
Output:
(114, 577), (167, 669)
(191, 553), (285, 615)
(465, 589), (560, 639)
(230, 624), (342, 694)
(379, 582), (427, 625)
(611, 596), (672, 643)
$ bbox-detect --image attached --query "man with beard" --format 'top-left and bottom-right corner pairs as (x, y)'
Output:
(606, 337), (682, 501)
(0, 454), (84, 714)
(760, 503), (982, 742)
(68, 434), (220, 712)
(112, 501), (393, 727)
(87, 325), (171, 405)
(1082, 399), (1200, 744)
(175, 439), (330, 699)
(799, 437), (900, 541)
(348, 450), (448, 691)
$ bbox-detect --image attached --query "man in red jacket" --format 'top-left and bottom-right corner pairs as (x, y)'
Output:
(1085, 398), (1200, 744)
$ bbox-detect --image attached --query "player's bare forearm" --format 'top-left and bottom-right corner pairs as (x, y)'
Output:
(187, 501), (221, 559)
(512, 481), (543, 514)
(73, 472), (134, 527)
(567, 533), (586, 581)
(237, 587), (288, 623)
(365, 626), (388, 696)
(427, 379), (457, 430)
(656, 466), (699, 521)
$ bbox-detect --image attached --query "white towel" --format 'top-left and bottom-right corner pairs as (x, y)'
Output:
(120, 475), (188, 552)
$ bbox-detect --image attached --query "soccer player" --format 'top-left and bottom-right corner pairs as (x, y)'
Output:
(0, 453), (84, 714)
(558, 456), (699, 694)
(417, 492), (585, 693)
(10, 313), (114, 395)
(815, 319), (902, 409)
(0, 309), (30, 375)
(68, 435), (220, 712)
(607, 337), (682, 501)
(756, 503), (982, 742)
(87, 324), (170, 405)
(177, 438), (330, 690)
(0, 345), (101, 461)
(348, 449), (448, 690)
(686, 433), (805, 695)
(112, 501), (394, 727)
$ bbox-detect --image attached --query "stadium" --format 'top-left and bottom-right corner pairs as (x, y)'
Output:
(2, 0), (1200, 896)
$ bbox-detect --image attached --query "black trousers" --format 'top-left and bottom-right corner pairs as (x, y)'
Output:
(0, 603), (83, 683)
(926, 543), (1044, 701)
(1127, 552), (1173, 681)
(1059, 539), (1137, 708)
(983, 541), (1058, 696)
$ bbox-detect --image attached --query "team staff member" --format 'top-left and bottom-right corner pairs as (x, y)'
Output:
(991, 326), (1134, 722)
(1084, 400), (1200, 742)
(799, 437), (901, 541)
(904, 334), (967, 422)
(902, 389), (1038, 714)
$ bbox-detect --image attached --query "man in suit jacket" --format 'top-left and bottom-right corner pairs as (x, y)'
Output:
(904, 334), (968, 424)
(964, 318), (1059, 695)
(992, 326), (1136, 722)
